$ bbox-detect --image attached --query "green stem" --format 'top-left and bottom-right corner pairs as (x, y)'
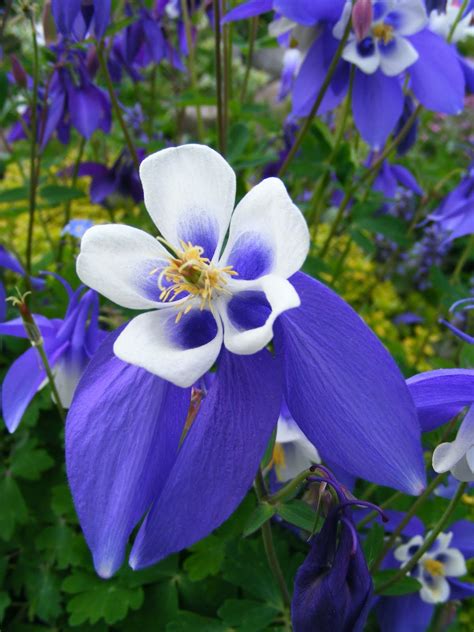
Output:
(255, 468), (291, 608)
(447, 0), (468, 42)
(267, 468), (313, 505)
(97, 43), (140, 171)
(371, 473), (447, 573)
(278, 14), (353, 178)
(452, 234), (474, 283)
(213, 0), (225, 155)
(26, 11), (40, 275)
(240, 17), (258, 103)
(35, 343), (66, 422)
(375, 482), (467, 595)
(56, 137), (86, 269)
(180, 0), (204, 141)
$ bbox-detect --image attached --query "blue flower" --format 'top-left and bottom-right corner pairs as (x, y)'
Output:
(66, 144), (425, 577)
(374, 514), (474, 631)
(62, 219), (94, 240)
(51, 0), (111, 41)
(0, 278), (104, 432)
(0, 246), (44, 321)
(428, 163), (474, 242)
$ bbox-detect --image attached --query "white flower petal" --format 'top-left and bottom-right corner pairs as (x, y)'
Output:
(274, 436), (320, 482)
(378, 36), (419, 76)
(333, 2), (352, 40)
(139, 145), (236, 261)
(419, 576), (451, 604)
(438, 548), (467, 577)
(433, 406), (474, 482)
(77, 224), (172, 310)
(220, 178), (309, 280)
(219, 275), (300, 356)
(342, 39), (381, 74)
(114, 308), (223, 388)
(394, 535), (424, 562)
(276, 416), (306, 444)
(390, 0), (428, 36)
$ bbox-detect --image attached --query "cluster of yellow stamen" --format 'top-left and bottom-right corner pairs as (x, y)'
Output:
(372, 22), (395, 45)
(150, 239), (238, 323)
(423, 558), (445, 578)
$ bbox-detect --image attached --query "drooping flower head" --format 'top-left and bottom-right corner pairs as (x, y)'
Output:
(428, 163), (474, 242)
(1, 277), (104, 432)
(51, 0), (111, 41)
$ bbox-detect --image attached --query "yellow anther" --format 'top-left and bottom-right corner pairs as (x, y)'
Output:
(152, 240), (238, 322)
(372, 22), (395, 45)
(423, 559), (445, 578)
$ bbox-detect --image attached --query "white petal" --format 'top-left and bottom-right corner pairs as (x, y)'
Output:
(333, 2), (352, 40)
(433, 406), (474, 482)
(77, 224), (171, 310)
(390, 0), (428, 36)
(342, 39), (381, 74)
(394, 535), (424, 562)
(419, 576), (451, 604)
(378, 36), (419, 76)
(114, 308), (223, 388)
(439, 548), (467, 577)
(276, 416), (305, 444)
(219, 275), (300, 356)
(139, 145), (236, 261)
(268, 16), (297, 38)
(274, 437), (320, 482)
(220, 178), (309, 280)
(54, 352), (88, 408)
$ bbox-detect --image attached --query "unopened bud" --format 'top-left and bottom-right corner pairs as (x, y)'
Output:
(352, 0), (373, 41)
(10, 55), (27, 88)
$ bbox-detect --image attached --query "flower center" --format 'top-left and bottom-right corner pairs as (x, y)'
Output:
(372, 22), (395, 45)
(423, 559), (445, 578)
(151, 240), (237, 322)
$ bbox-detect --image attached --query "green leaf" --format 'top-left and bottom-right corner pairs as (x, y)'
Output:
(460, 343), (474, 369)
(11, 439), (54, 481)
(0, 186), (28, 203)
(218, 598), (278, 630)
(39, 185), (85, 205)
(373, 570), (422, 596)
(35, 524), (87, 569)
(183, 535), (226, 581)
(120, 582), (179, 630)
(227, 123), (250, 163)
(25, 566), (62, 622)
(105, 16), (136, 37)
(0, 71), (8, 111)
(0, 475), (28, 540)
(63, 572), (144, 626)
(166, 611), (227, 631)
(355, 216), (409, 247)
(276, 500), (316, 532)
(0, 591), (11, 622)
(362, 522), (385, 568)
(243, 502), (276, 537)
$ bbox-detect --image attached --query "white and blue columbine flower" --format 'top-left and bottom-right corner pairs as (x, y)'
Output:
(67, 144), (425, 577)
(433, 405), (474, 482)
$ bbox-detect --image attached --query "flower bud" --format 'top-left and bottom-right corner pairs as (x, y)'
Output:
(10, 55), (27, 88)
(352, 0), (373, 41)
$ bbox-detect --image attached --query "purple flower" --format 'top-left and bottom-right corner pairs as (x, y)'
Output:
(78, 150), (145, 207)
(66, 144), (424, 578)
(51, 0), (111, 40)
(428, 163), (474, 241)
(0, 246), (44, 321)
(0, 278), (104, 432)
(440, 297), (474, 344)
(292, 473), (378, 632)
(62, 219), (95, 240)
(375, 514), (474, 631)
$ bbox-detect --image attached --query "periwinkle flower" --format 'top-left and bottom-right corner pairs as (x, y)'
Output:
(428, 163), (474, 242)
(0, 279), (103, 432)
(376, 515), (474, 630)
(67, 144), (425, 577)
(51, 0), (111, 41)
(292, 475), (378, 632)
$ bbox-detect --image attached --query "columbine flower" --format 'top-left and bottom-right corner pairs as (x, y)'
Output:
(428, 163), (474, 242)
(51, 0), (111, 41)
(395, 532), (467, 603)
(375, 516), (474, 630)
(67, 143), (424, 577)
(440, 296), (474, 344)
(334, 0), (427, 77)
(292, 471), (381, 632)
(433, 405), (474, 482)
(0, 278), (103, 432)
(0, 246), (44, 321)
(429, 0), (474, 43)
(273, 403), (320, 482)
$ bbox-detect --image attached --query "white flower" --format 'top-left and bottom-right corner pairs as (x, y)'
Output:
(429, 0), (474, 43)
(77, 144), (309, 388)
(334, 0), (428, 76)
(432, 405), (474, 482)
(394, 532), (467, 604)
(273, 413), (320, 482)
